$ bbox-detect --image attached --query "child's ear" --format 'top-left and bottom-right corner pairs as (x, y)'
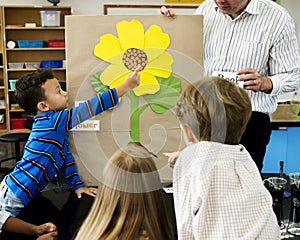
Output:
(37, 101), (49, 112)
(180, 124), (197, 143)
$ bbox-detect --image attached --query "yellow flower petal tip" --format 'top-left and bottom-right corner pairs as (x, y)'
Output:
(94, 19), (174, 96)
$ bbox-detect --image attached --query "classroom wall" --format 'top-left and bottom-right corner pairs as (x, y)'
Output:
(1, 0), (164, 15)
(2, 0), (300, 43)
(2, 0), (300, 70)
(1, 0), (299, 16)
(2, 0), (300, 58)
(2, 0), (300, 101)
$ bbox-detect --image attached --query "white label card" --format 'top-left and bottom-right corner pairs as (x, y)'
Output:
(71, 120), (100, 131)
(212, 71), (244, 88)
(70, 101), (100, 131)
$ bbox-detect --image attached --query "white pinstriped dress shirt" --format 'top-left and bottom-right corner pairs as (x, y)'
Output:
(195, 0), (300, 114)
(173, 142), (280, 239)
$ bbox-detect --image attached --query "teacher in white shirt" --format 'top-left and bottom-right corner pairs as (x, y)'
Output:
(162, 0), (300, 172)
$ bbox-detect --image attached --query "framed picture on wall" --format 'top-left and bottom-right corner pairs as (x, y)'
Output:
(103, 4), (198, 15)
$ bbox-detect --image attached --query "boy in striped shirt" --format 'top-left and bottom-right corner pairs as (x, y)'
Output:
(0, 68), (140, 238)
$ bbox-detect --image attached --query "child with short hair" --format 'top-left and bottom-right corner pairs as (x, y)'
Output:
(0, 68), (140, 238)
(170, 76), (280, 239)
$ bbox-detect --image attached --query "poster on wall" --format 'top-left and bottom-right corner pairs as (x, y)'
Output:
(65, 15), (203, 186)
(165, 0), (204, 3)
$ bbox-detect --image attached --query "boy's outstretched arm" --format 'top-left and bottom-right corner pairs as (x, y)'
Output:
(3, 217), (56, 236)
(115, 68), (140, 97)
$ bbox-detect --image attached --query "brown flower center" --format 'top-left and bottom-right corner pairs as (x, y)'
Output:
(122, 48), (148, 71)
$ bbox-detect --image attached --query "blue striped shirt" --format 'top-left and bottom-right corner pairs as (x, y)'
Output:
(6, 88), (118, 205)
(196, 0), (300, 114)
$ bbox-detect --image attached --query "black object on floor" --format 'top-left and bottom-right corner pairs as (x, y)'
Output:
(0, 133), (30, 175)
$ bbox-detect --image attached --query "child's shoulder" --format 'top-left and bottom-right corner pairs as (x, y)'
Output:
(33, 109), (69, 129)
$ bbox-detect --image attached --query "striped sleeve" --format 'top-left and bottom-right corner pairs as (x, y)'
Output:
(61, 153), (84, 191)
(69, 88), (119, 129)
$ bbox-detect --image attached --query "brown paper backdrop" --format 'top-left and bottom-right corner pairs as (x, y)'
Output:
(65, 15), (203, 186)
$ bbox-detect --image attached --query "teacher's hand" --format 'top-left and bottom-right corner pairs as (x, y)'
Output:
(237, 68), (273, 93)
(160, 6), (176, 18)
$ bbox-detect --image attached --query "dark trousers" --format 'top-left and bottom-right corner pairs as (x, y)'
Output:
(240, 111), (272, 173)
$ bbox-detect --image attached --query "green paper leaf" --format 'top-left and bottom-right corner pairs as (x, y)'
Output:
(90, 71), (110, 94)
(143, 75), (181, 114)
(89, 71), (121, 109)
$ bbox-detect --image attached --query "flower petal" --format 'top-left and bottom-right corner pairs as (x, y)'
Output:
(144, 25), (170, 61)
(143, 52), (173, 78)
(133, 71), (160, 96)
(94, 34), (123, 64)
(100, 64), (130, 86)
(117, 19), (145, 50)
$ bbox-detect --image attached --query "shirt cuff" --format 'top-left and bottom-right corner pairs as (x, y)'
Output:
(71, 182), (85, 192)
(269, 76), (281, 96)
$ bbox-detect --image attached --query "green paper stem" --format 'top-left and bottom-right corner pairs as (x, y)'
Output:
(129, 91), (148, 142)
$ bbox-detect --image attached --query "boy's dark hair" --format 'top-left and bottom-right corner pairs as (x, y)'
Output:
(15, 69), (55, 115)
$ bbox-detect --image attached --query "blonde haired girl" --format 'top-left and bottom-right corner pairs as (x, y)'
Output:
(75, 142), (174, 240)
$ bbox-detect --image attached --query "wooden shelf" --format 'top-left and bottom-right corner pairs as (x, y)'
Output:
(7, 68), (66, 72)
(9, 109), (25, 113)
(1, 5), (72, 132)
(5, 27), (65, 30)
(6, 48), (65, 51)
(8, 129), (31, 134)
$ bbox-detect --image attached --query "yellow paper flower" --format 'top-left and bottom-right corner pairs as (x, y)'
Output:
(94, 19), (173, 96)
